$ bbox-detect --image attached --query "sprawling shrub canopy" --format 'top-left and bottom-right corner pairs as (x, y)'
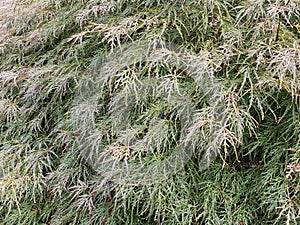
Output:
(1, 0), (300, 224)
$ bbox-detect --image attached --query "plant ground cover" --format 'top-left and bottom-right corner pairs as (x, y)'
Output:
(1, 0), (300, 224)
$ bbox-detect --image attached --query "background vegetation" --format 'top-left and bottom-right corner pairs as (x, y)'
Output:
(1, 0), (300, 224)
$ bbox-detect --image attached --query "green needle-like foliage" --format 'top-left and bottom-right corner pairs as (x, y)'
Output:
(1, 0), (300, 224)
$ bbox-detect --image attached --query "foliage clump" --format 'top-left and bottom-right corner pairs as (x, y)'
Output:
(1, 0), (300, 224)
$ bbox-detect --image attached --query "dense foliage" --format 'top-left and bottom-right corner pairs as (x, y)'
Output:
(1, 0), (300, 224)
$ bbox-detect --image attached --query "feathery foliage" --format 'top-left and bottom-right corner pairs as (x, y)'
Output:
(1, 0), (300, 224)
